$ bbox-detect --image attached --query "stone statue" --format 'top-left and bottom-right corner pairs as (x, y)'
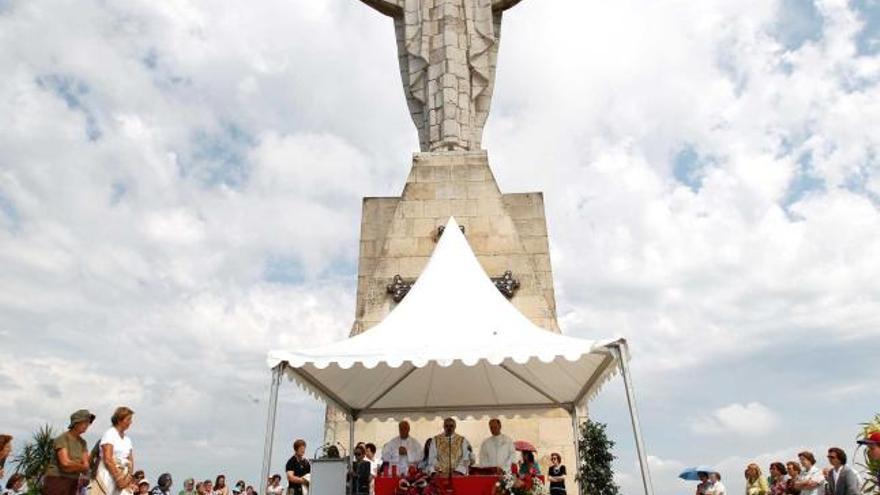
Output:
(359, 0), (525, 152)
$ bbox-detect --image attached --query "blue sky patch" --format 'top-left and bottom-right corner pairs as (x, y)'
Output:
(783, 152), (825, 208)
(673, 145), (709, 192)
(716, 49), (749, 97)
(774, 0), (824, 51)
(842, 158), (880, 205)
(110, 181), (128, 205)
(852, 0), (880, 56)
(142, 48), (159, 70)
(35, 73), (102, 141)
(319, 257), (358, 281)
(0, 189), (20, 231)
(36, 74), (88, 110)
(140, 48), (193, 91)
(263, 255), (305, 285)
(179, 124), (255, 189)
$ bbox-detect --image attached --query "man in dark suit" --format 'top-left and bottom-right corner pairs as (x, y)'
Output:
(824, 447), (860, 495)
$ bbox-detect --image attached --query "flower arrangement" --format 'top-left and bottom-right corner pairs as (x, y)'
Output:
(494, 471), (544, 495)
(859, 414), (880, 495)
(395, 467), (448, 495)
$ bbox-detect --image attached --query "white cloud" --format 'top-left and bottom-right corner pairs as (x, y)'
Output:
(647, 455), (685, 472)
(0, 0), (878, 493)
(692, 402), (781, 436)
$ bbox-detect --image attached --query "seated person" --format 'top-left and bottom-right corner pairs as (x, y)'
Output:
(427, 418), (472, 476)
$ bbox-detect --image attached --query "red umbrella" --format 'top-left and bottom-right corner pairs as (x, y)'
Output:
(514, 440), (536, 452)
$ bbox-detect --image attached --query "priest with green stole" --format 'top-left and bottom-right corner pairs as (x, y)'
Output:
(427, 418), (472, 476)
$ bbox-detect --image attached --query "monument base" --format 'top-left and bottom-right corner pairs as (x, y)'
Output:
(353, 151), (559, 333)
(326, 151), (579, 493)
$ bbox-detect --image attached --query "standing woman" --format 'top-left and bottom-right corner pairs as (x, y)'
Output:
(784, 462), (801, 495)
(43, 410), (95, 495)
(0, 435), (12, 481)
(710, 473), (726, 495)
(213, 476), (228, 495)
(517, 451), (541, 477)
(547, 453), (566, 495)
(745, 464), (769, 495)
(94, 407), (136, 495)
(696, 472), (712, 495)
(768, 463), (788, 495)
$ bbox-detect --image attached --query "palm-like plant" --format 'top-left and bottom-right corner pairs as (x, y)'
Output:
(858, 414), (880, 495)
(13, 424), (57, 493)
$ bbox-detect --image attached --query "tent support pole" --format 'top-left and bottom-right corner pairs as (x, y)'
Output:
(610, 342), (654, 495)
(570, 410), (582, 495)
(348, 413), (356, 459)
(261, 363), (284, 489)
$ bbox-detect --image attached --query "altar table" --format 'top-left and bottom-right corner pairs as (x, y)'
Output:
(375, 475), (500, 495)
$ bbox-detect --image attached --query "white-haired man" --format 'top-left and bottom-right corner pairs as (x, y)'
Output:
(381, 421), (422, 475)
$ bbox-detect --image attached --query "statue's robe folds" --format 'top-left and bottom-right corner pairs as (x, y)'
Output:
(361, 0), (523, 151)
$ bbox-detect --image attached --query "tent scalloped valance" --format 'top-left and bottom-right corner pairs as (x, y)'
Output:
(268, 345), (618, 370)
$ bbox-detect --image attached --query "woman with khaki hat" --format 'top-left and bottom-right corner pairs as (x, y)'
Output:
(93, 407), (137, 495)
(42, 409), (95, 495)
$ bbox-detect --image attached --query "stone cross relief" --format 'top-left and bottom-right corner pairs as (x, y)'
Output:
(360, 0), (525, 152)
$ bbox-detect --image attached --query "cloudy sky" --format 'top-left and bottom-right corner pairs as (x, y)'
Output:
(1, 0), (878, 494)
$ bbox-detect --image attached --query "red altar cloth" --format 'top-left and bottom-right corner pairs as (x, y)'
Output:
(375, 475), (499, 495)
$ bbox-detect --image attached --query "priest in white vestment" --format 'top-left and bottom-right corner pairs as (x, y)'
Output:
(478, 418), (517, 472)
(380, 421), (423, 475)
(427, 417), (472, 476)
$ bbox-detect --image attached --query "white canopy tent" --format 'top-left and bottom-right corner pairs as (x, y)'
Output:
(263, 218), (654, 495)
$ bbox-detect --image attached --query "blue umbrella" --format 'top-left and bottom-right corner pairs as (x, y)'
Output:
(679, 466), (718, 481)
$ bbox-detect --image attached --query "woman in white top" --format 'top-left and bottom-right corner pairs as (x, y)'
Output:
(93, 407), (136, 495)
(213, 476), (229, 495)
(794, 451), (824, 495)
(709, 472), (726, 495)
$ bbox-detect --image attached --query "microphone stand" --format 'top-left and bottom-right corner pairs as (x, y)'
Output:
(447, 435), (453, 494)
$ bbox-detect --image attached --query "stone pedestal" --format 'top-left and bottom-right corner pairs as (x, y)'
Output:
(353, 150), (559, 333)
(326, 151), (579, 493)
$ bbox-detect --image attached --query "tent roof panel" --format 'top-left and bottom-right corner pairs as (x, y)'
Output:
(269, 218), (624, 419)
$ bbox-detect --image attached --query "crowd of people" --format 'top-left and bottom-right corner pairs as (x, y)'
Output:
(282, 417), (568, 495)
(4, 409), (878, 495)
(0, 409), (262, 495)
(693, 434), (880, 495)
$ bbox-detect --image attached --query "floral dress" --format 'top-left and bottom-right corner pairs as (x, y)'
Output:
(770, 476), (789, 495)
